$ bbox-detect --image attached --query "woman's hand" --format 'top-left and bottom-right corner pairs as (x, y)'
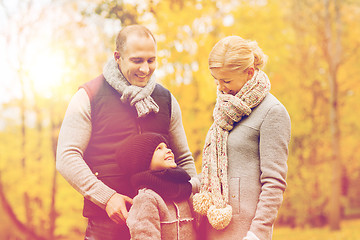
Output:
(243, 231), (260, 240)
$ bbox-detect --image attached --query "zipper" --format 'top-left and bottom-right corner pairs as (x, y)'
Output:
(136, 118), (142, 134)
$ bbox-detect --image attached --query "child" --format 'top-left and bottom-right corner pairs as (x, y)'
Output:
(115, 132), (196, 240)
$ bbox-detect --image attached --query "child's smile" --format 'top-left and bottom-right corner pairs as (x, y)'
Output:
(150, 142), (177, 170)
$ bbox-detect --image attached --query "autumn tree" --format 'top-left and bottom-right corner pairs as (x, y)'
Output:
(286, 0), (360, 229)
(0, 0), (57, 238)
(1, 1), (360, 238)
(0, 0), (115, 239)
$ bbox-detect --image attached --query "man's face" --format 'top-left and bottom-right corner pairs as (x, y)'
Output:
(115, 34), (156, 87)
(149, 142), (177, 171)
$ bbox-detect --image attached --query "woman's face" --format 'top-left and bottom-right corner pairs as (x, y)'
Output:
(210, 67), (254, 95)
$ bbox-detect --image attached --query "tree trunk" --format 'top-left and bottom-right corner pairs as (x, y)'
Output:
(323, 0), (342, 230)
(0, 172), (47, 240)
(48, 108), (59, 240)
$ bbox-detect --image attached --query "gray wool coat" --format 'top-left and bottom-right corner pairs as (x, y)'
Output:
(126, 188), (196, 240)
(204, 93), (291, 240)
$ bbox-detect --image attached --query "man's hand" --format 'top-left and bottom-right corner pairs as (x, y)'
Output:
(105, 193), (133, 224)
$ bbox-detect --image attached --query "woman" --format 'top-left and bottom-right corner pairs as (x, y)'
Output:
(193, 36), (291, 240)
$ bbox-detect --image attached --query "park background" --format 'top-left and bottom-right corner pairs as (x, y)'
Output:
(0, 0), (360, 239)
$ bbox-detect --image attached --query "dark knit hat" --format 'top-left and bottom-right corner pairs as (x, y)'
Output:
(115, 133), (169, 175)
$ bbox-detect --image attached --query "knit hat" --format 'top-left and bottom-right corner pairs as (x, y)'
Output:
(115, 133), (169, 175)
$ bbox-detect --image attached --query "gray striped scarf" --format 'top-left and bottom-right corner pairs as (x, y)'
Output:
(103, 58), (159, 117)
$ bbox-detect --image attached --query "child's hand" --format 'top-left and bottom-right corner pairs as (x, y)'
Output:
(105, 193), (133, 224)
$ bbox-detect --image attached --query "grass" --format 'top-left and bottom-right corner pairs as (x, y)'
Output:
(60, 218), (360, 240)
(273, 219), (360, 240)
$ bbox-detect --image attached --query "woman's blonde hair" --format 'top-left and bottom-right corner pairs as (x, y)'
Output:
(208, 36), (267, 72)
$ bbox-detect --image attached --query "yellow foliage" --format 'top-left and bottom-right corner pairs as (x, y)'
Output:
(1, 0), (360, 238)
(273, 219), (360, 240)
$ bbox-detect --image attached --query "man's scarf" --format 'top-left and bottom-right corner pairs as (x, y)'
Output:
(103, 58), (159, 117)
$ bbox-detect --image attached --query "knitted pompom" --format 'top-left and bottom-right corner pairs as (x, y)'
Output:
(193, 192), (213, 215)
(207, 204), (232, 230)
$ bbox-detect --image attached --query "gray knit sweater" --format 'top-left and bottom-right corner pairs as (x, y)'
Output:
(56, 88), (199, 210)
(204, 93), (291, 240)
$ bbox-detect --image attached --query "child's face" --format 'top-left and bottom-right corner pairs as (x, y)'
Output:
(149, 142), (177, 170)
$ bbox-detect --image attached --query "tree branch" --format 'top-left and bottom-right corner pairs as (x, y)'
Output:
(0, 171), (47, 240)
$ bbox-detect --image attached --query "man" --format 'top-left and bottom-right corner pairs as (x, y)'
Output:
(56, 25), (199, 239)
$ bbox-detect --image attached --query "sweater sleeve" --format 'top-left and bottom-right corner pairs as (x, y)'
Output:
(56, 88), (116, 209)
(127, 191), (161, 240)
(250, 103), (291, 240)
(168, 94), (200, 192)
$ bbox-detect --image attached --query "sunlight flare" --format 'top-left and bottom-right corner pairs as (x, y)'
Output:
(26, 41), (67, 98)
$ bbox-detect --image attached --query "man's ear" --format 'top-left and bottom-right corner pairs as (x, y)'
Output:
(114, 51), (121, 61)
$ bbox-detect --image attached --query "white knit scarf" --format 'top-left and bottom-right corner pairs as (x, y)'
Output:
(193, 70), (271, 230)
(103, 58), (159, 117)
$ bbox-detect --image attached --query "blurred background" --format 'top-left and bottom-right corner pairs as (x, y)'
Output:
(0, 0), (359, 239)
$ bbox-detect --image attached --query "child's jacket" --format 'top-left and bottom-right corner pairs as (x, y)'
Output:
(126, 188), (196, 240)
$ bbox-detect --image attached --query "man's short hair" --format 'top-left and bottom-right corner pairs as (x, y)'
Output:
(116, 25), (156, 54)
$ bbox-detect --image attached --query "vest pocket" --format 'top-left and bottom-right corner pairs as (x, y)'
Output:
(92, 163), (124, 178)
(229, 177), (240, 214)
(92, 163), (134, 197)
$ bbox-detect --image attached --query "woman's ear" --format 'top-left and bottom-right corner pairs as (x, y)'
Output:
(247, 67), (255, 80)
